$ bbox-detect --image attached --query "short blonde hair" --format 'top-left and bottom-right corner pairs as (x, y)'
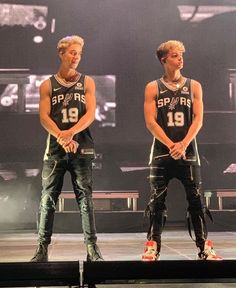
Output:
(156, 40), (185, 63)
(57, 35), (84, 54)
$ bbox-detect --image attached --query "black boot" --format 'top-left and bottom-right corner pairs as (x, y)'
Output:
(31, 243), (48, 262)
(87, 244), (104, 262)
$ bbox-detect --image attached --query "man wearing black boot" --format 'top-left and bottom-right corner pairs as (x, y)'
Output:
(142, 40), (221, 261)
(31, 35), (103, 262)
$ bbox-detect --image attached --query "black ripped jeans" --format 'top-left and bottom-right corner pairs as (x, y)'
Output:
(147, 158), (206, 252)
(38, 157), (97, 245)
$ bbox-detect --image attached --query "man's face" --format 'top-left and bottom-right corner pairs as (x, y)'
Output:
(164, 48), (184, 70)
(60, 43), (82, 69)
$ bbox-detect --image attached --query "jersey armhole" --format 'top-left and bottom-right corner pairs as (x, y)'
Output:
(156, 79), (160, 100)
(189, 79), (194, 102)
(48, 78), (52, 97)
(84, 74), (87, 92)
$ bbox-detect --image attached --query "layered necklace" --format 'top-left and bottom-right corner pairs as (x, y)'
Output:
(56, 71), (80, 85)
(162, 75), (185, 91)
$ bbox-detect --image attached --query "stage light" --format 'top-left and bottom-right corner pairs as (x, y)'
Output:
(33, 35), (43, 43)
(0, 96), (14, 107)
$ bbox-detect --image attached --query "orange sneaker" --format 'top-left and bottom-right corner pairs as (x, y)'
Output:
(197, 240), (223, 260)
(142, 240), (160, 261)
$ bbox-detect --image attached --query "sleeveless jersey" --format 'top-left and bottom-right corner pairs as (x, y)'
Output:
(149, 78), (200, 166)
(43, 74), (94, 160)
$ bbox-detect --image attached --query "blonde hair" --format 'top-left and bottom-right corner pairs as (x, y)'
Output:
(156, 40), (185, 63)
(57, 35), (84, 54)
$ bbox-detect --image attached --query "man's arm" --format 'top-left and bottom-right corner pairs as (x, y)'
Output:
(39, 79), (61, 137)
(57, 75), (96, 146)
(182, 80), (203, 147)
(144, 81), (174, 149)
(169, 80), (203, 159)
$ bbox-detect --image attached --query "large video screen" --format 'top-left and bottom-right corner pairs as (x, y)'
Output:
(0, 3), (49, 42)
(0, 74), (116, 127)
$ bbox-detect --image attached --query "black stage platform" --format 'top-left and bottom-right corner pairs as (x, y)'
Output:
(0, 231), (235, 287)
(51, 210), (236, 233)
(0, 260), (236, 287)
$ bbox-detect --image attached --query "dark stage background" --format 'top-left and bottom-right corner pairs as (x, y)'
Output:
(0, 0), (236, 230)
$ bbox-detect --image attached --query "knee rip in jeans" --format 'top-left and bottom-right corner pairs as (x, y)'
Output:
(81, 198), (93, 213)
(41, 194), (56, 210)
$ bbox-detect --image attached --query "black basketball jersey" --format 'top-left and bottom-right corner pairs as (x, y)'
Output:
(149, 78), (200, 165)
(43, 74), (94, 160)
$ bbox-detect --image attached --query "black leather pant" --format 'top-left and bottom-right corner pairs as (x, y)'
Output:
(146, 159), (206, 252)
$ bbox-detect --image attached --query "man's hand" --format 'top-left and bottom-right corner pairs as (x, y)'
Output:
(57, 130), (74, 146)
(169, 142), (186, 160)
(62, 140), (79, 153)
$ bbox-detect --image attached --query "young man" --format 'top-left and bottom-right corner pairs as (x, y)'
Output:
(142, 40), (221, 261)
(31, 35), (103, 262)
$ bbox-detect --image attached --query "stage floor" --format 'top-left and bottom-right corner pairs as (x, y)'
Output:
(0, 230), (236, 287)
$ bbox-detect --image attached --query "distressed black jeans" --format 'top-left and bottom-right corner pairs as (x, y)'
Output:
(37, 157), (97, 245)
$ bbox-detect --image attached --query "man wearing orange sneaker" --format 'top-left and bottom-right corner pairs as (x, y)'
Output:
(142, 40), (222, 261)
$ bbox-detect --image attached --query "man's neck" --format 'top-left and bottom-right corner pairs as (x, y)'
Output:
(163, 70), (182, 82)
(57, 69), (79, 83)
(162, 71), (185, 90)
